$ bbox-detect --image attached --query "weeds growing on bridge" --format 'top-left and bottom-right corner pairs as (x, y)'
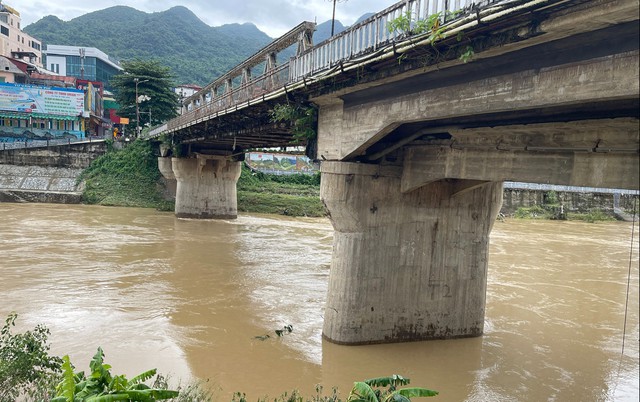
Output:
(386, 10), (475, 64)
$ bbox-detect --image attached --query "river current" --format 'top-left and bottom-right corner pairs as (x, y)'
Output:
(0, 203), (638, 401)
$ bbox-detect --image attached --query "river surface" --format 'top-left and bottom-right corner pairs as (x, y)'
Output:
(1, 203), (638, 401)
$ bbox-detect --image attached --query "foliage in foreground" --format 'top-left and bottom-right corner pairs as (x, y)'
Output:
(0, 313), (62, 402)
(80, 140), (173, 210)
(52, 347), (178, 402)
(347, 375), (437, 402)
(232, 375), (438, 402)
(1, 315), (438, 402)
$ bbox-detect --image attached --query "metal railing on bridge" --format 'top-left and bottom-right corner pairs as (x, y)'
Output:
(290, 0), (480, 80)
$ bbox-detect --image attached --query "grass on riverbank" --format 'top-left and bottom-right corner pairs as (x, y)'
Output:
(79, 140), (174, 210)
(513, 205), (618, 222)
(237, 165), (325, 217)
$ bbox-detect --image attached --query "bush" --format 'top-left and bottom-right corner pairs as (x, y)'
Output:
(79, 139), (173, 210)
(513, 205), (550, 219)
(0, 313), (62, 402)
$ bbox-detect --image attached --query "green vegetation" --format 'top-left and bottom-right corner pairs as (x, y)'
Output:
(79, 141), (323, 217)
(347, 375), (438, 402)
(2, 315), (438, 402)
(52, 348), (178, 402)
(512, 191), (616, 222)
(1, 314), (207, 402)
(238, 165), (324, 217)
(0, 313), (62, 401)
(79, 140), (173, 210)
(111, 59), (179, 131)
(270, 104), (318, 143)
(513, 205), (552, 220)
(386, 10), (474, 63)
(230, 375), (437, 402)
(566, 209), (616, 223)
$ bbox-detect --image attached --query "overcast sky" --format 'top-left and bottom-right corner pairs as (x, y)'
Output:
(17, 0), (396, 38)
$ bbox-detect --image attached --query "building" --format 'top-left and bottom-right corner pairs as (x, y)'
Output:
(175, 84), (202, 101)
(0, 54), (25, 83)
(44, 45), (123, 90)
(0, 1), (43, 67)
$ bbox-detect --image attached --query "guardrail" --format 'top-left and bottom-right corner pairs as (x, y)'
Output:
(0, 136), (107, 151)
(168, 63), (291, 131)
(290, 0), (478, 81)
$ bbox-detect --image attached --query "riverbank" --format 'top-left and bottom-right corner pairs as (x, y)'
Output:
(77, 141), (636, 221)
(79, 140), (325, 216)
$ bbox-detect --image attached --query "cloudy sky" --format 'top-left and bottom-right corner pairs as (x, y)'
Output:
(17, 0), (397, 38)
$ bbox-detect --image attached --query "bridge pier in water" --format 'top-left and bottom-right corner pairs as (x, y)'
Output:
(161, 156), (241, 219)
(157, 157), (177, 199)
(320, 161), (503, 344)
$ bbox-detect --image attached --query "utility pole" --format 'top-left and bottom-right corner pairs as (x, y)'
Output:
(134, 78), (149, 138)
(79, 48), (85, 79)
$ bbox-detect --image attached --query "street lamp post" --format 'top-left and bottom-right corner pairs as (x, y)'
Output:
(328, 0), (348, 37)
(134, 78), (149, 138)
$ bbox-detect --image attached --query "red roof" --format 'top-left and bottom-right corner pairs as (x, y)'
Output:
(30, 72), (77, 85)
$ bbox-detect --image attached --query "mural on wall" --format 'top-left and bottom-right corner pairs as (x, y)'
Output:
(246, 152), (318, 174)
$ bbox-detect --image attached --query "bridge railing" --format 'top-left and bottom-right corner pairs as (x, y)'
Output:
(290, 0), (479, 81)
(171, 64), (290, 129)
(168, 63), (291, 131)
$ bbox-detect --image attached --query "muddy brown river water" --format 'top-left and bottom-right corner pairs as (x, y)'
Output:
(0, 203), (638, 401)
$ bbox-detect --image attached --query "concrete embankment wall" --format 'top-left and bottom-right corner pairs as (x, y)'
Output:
(0, 164), (84, 203)
(501, 188), (638, 216)
(0, 142), (106, 169)
(0, 142), (107, 204)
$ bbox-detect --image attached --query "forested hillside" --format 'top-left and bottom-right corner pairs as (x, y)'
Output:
(24, 6), (273, 86)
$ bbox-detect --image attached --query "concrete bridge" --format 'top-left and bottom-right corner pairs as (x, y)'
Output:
(151, 0), (639, 345)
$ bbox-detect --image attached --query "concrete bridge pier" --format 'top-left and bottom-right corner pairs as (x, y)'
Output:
(320, 161), (503, 345)
(157, 157), (177, 199)
(168, 155), (241, 219)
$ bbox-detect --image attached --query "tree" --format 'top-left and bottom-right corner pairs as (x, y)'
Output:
(111, 59), (179, 132)
(0, 313), (62, 401)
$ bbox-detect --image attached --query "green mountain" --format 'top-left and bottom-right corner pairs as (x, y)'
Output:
(24, 6), (274, 86)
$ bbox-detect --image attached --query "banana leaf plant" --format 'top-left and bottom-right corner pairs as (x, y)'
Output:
(347, 374), (438, 402)
(51, 347), (179, 402)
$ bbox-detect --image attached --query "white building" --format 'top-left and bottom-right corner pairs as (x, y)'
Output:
(44, 45), (123, 89)
(175, 84), (202, 100)
(0, 1), (43, 67)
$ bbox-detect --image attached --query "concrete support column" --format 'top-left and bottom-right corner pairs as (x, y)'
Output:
(157, 157), (177, 199)
(171, 156), (241, 219)
(321, 161), (503, 344)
